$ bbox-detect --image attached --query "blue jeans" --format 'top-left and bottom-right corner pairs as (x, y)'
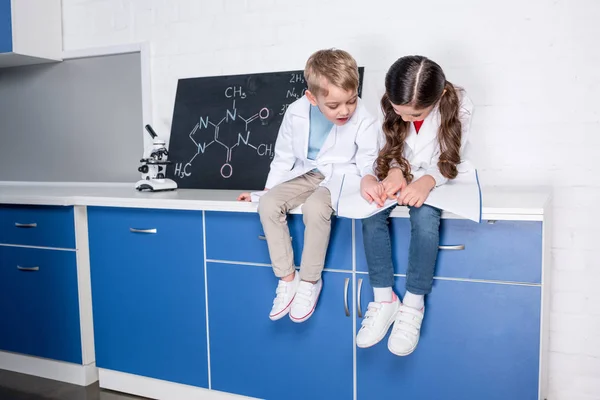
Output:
(362, 204), (442, 295)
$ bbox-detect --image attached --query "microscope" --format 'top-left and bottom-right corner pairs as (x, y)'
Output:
(135, 125), (178, 192)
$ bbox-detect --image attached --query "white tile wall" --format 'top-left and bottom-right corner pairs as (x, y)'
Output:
(60, 1), (600, 398)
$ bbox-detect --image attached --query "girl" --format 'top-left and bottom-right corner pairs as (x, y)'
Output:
(357, 56), (474, 356)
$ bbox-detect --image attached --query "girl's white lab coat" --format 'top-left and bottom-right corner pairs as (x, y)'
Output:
(263, 96), (380, 209)
(403, 91), (474, 186)
(399, 91), (479, 220)
(336, 91), (478, 221)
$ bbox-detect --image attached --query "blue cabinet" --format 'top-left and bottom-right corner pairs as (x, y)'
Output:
(0, 246), (82, 363)
(0, 0), (11, 53)
(205, 211), (353, 270)
(356, 218), (542, 283)
(356, 275), (541, 400)
(88, 207), (208, 388)
(207, 262), (354, 400)
(87, 206), (547, 400)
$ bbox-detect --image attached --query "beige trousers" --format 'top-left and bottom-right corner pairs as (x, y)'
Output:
(258, 171), (333, 281)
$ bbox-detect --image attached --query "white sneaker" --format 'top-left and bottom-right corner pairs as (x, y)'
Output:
(289, 279), (323, 323)
(269, 272), (300, 321)
(356, 293), (400, 348)
(387, 304), (424, 356)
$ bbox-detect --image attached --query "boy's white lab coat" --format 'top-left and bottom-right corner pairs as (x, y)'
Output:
(260, 95), (380, 209)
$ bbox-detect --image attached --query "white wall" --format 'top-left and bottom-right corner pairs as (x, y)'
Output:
(61, 1), (600, 399)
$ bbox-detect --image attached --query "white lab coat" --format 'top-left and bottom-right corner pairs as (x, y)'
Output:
(400, 90), (479, 218)
(262, 95), (381, 209)
(402, 90), (474, 186)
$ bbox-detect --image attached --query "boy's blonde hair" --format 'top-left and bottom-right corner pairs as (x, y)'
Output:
(304, 49), (359, 97)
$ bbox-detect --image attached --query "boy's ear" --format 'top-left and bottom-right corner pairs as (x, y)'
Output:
(305, 90), (318, 106)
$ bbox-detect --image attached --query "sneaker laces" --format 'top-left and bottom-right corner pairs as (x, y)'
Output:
(360, 302), (383, 328)
(392, 305), (423, 337)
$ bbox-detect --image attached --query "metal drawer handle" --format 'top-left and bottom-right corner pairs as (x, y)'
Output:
(17, 265), (39, 271)
(357, 278), (364, 318)
(15, 223), (37, 228)
(258, 235), (292, 241)
(343, 278), (350, 317)
(438, 245), (465, 251)
(130, 228), (157, 234)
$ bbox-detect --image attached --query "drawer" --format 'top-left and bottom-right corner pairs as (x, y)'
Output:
(0, 246), (82, 363)
(87, 207), (203, 259)
(205, 211), (353, 270)
(356, 218), (543, 283)
(0, 205), (75, 249)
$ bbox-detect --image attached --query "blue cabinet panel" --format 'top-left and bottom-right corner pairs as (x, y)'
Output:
(205, 211), (352, 270)
(208, 262), (353, 400)
(0, 246), (82, 363)
(356, 275), (541, 400)
(356, 218), (542, 283)
(0, 205), (76, 249)
(88, 207), (208, 388)
(0, 0), (12, 53)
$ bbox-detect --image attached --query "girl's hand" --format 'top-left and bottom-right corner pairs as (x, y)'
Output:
(397, 175), (436, 207)
(237, 192), (252, 202)
(360, 175), (385, 207)
(382, 168), (407, 199)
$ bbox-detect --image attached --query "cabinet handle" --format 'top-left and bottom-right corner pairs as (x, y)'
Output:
(438, 245), (465, 251)
(15, 223), (37, 228)
(130, 228), (157, 234)
(343, 278), (350, 317)
(258, 235), (292, 241)
(17, 265), (39, 271)
(357, 278), (364, 318)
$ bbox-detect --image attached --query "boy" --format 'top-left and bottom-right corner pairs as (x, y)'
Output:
(238, 49), (381, 322)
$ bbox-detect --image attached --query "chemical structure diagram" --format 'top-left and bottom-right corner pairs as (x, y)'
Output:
(173, 86), (274, 179)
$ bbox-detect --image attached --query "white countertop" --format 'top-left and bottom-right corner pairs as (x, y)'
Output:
(0, 182), (551, 220)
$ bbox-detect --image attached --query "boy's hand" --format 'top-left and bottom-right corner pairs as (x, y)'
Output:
(237, 192), (252, 202)
(360, 175), (385, 207)
(382, 168), (407, 199)
(397, 175), (436, 207)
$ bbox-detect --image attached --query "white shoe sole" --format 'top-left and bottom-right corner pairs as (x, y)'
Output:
(388, 334), (420, 356)
(289, 283), (322, 323)
(269, 295), (295, 321)
(356, 311), (397, 349)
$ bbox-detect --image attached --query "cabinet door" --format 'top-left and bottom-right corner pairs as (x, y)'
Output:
(88, 207), (208, 388)
(208, 262), (354, 400)
(0, 0), (11, 53)
(356, 275), (541, 400)
(0, 246), (81, 363)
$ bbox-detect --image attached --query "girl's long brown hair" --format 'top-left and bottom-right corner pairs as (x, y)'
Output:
(376, 56), (462, 181)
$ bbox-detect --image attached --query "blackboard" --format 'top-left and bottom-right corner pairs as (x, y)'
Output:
(166, 68), (364, 190)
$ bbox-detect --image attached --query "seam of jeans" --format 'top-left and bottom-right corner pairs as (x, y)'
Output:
(406, 206), (441, 294)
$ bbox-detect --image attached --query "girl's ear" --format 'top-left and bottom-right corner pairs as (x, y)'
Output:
(441, 88), (447, 96)
(305, 90), (318, 106)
